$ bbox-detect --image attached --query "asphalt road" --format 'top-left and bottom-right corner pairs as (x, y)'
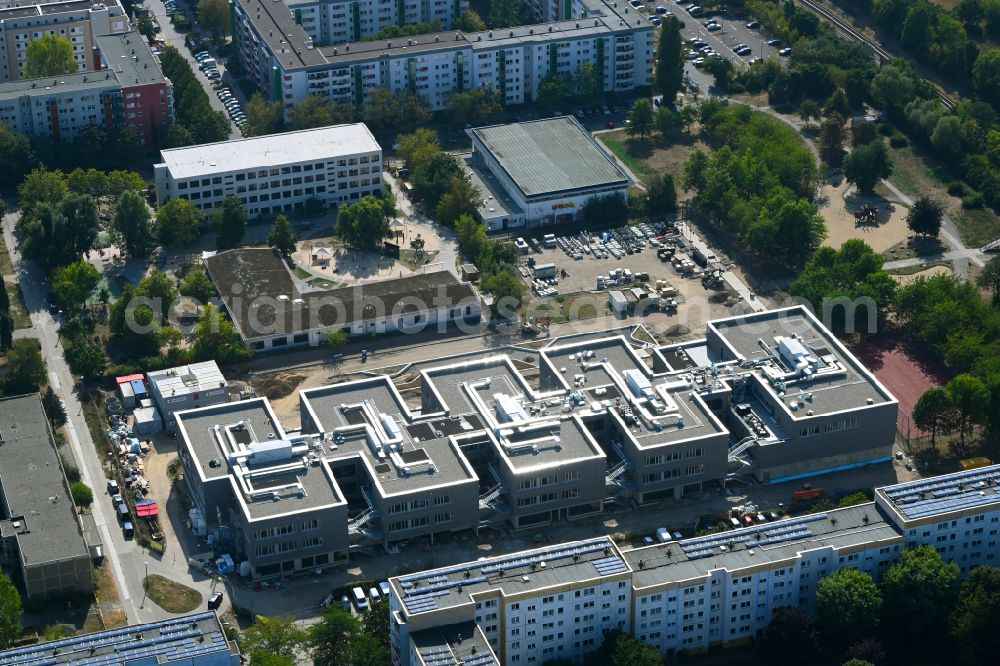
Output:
(139, 0), (242, 140)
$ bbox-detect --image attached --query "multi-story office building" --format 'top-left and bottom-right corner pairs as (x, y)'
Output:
(465, 116), (632, 229)
(175, 308), (895, 578)
(0, 0), (129, 83)
(0, 394), (94, 601)
(389, 464), (1000, 665)
(286, 0), (469, 47)
(0, 31), (173, 144)
(153, 124), (382, 214)
(231, 0), (653, 117)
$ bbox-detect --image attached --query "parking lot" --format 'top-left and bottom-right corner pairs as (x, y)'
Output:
(516, 222), (741, 339)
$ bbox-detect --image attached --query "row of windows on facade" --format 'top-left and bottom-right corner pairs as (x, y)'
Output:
(255, 536), (323, 556)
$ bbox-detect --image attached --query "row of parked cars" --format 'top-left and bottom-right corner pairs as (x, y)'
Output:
(195, 50), (221, 81)
(323, 581), (392, 613)
(216, 87), (247, 131)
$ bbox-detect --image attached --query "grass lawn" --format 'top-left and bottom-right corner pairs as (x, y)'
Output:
(955, 207), (1000, 249)
(6, 280), (31, 329)
(598, 131), (710, 190)
(143, 574), (202, 613)
(600, 134), (655, 183)
(882, 142), (1000, 249)
(0, 234), (14, 275)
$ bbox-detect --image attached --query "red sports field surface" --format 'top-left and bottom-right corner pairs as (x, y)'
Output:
(849, 337), (952, 431)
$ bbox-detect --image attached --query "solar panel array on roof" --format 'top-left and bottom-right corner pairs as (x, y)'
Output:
(404, 597), (440, 614)
(679, 514), (828, 559)
(0, 613), (228, 666)
(464, 652), (498, 666)
(418, 647), (458, 666)
(882, 466), (1000, 519)
(592, 556), (629, 576)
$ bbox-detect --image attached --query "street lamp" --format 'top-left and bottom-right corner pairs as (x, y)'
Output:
(141, 561), (149, 608)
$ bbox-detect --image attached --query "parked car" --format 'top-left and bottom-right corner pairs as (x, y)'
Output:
(369, 586), (381, 603)
(649, 16), (661, 24)
(116, 502), (129, 521)
(207, 592), (224, 610)
(746, 20), (759, 28)
(655, 5), (668, 13)
(778, 47), (791, 56)
(378, 581), (391, 598)
(107, 479), (119, 495)
(767, 38), (781, 46)
(351, 586), (369, 611)
(122, 521), (134, 539)
(706, 22), (721, 31)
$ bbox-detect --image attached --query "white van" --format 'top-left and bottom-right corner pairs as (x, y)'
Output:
(351, 586), (369, 611)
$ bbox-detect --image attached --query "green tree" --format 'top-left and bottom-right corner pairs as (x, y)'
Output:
(324, 329), (349, 349)
(843, 140), (892, 194)
(799, 99), (822, 128)
(487, 0), (520, 28)
(244, 94), (284, 136)
(268, 214), (298, 256)
(412, 151), (463, 204)
(824, 87), (851, 117)
(842, 661), (874, 666)
(137, 269), (179, 320)
(69, 482), (93, 509)
(816, 568), (882, 642)
(335, 196), (391, 249)
(289, 95), (352, 130)
(973, 50), (1000, 110)
(138, 15), (156, 39)
(214, 196), (247, 249)
(455, 10), (485, 31)
(310, 606), (360, 666)
(4, 338), (47, 395)
(976, 255), (1000, 306)
(42, 386), (68, 428)
(397, 128), (440, 170)
(455, 214), (488, 260)
(902, 2), (935, 55)
(881, 545), (959, 642)
(481, 270), (525, 319)
(654, 16), (684, 103)
(838, 492), (870, 507)
(361, 597), (390, 651)
(109, 287), (161, 359)
(789, 239), (896, 334)
(583, 630), (661, 666)
(654, 107), (683, 137)
(59, 192), (101, 262)
(17, 166), (67, 221)
(0, 572), (22, 649)
(241, 615), (307, 661)
(952, 566), (1000, 665)
(363, 88), (431, 131)
(947, 373), (989, 443)
(52, 261), (100, 309)
(24, 34), (76, 79)
(192, 304), (250, 363)
(179, 267), (216, 304)
(907, 195), (944, 237)
(111, 190), (152, 256)
(759, 606), (821, 666)
(0, 282), (11, 353)
(156, 198), (203, 246)
(819, 114), (847, 167)
(626, 99), (655, 138)
(446, 88), (502, 126)
(851, 121), (881, 147)
(107, 170), (146, 196)
(0, 125), (36, 183)
(646, 173), (677, 217)
(435, 176), (479, 226)
(197, 0), (231, 38)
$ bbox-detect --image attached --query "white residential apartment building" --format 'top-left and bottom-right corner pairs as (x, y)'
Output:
(287, 0), (469, 46)
(391, 464), (1000, 665)
(0, 0), (129, 83)
(153, 124), (383, 215)
(232, 0), (652, 116)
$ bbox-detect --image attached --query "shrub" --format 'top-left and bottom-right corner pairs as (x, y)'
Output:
(889, 132), (908, 148)
(947, 181), (968, 197)
(962, 192), (985, 209)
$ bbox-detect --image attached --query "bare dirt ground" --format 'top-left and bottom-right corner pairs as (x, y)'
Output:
(819, 174), (912, 252)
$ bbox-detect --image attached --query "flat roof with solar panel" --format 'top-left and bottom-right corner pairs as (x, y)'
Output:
(0, 612), (239, 666)
(622, 504), (902, 589)
(876, 464), (1000, 525)
(390, 537), (630, 616)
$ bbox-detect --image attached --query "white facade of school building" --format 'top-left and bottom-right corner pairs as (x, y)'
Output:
(153, 124), (383, 215)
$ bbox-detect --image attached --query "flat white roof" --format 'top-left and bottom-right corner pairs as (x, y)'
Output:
(148, 361), (227, 398)
(155, 124), (382, 180)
